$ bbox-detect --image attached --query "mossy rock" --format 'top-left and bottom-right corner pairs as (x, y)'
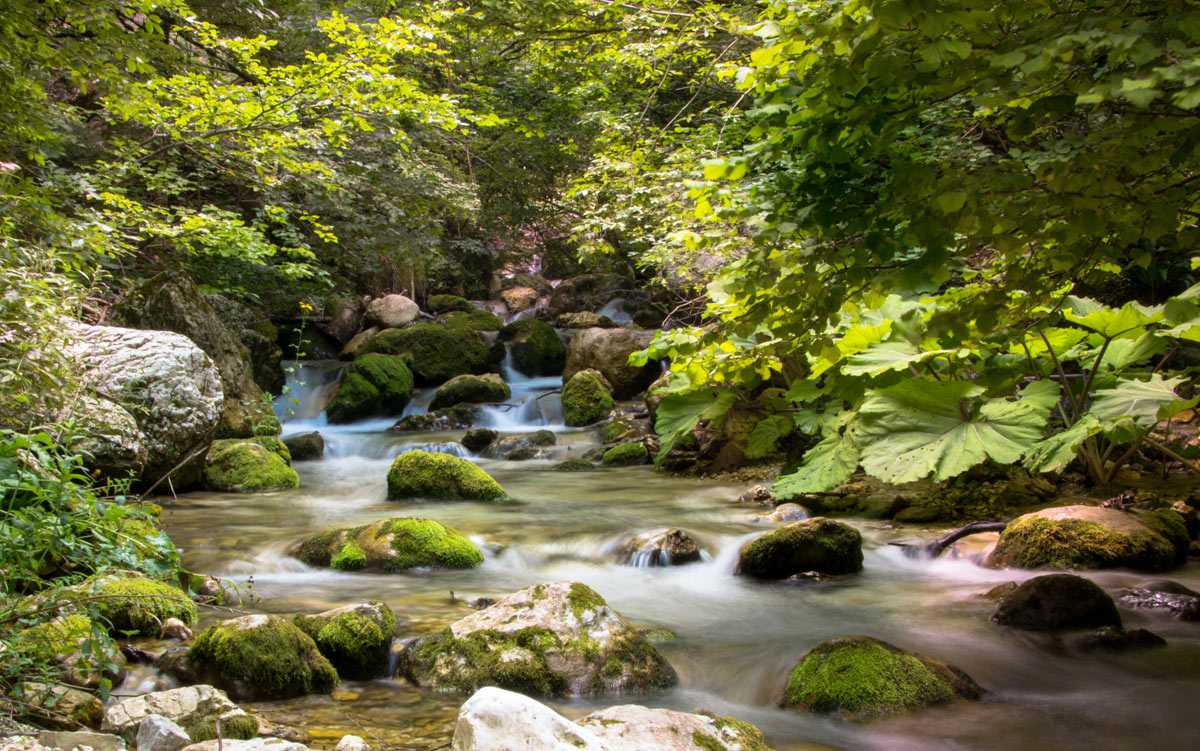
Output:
(293, 601), (397, 680)
(562, 370), (614, 427)
(403, 580), (676, 697)
(737, 517), (863, 579)
(392, 403), (480, 432)
(781, 635), (982, 720)
(602, 441), (650, 466)
(429, 373), (511, 411)
(295, 517), (484, 572)
(599, 418), (641, 445)
(461, 428), (498, 452)
(202, 441), (299, 493)
(210, 436), (290, 465)
(992, 574), (1122, 632)
(361, 323), (488, 386)
(440, 309), (504, 332)
(1141, 509), (1190, 566)
(893, 466), (1056, 524)
(84, 575), (198, 636)
(427, 294), (475, 314)
(554, 459), (598, 472)
(188, 614), (338, 700)
(986, 505), (1183, 572)
(499, 319), (566, 377)
(19, 682), (103, 730)
(482, 430), (556, 460)
(13, 615), (94, 661)
(386, 451), (506, 501)
(326, 353), (415, 423)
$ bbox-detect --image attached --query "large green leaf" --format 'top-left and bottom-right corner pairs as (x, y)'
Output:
(745, 414), (795, 459)
(773, 431), (860, 497)
(842, 341), (958, 376)
(1062, 296), (1162, 338)
(1025, 414), (1103, 473)
(1089, 374), (1186, 427)
(857, 379), (1058, 484)
(1091, 332), (1167, 374)
(652, 387), (738, 466)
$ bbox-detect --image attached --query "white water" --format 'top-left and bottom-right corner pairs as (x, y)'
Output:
(597, 297), (633, 325)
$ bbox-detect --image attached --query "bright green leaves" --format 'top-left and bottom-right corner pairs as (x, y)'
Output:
(855, 380), (1058, 485)
(1090, 375), (1188, 427)
(843, 341), (959, 376)
(773, 432), (860, 497)
(652, 388), (739, 466)
(1062, 296), (1162, 338)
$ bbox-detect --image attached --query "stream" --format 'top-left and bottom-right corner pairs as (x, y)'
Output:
(155, 360), (1200, 751)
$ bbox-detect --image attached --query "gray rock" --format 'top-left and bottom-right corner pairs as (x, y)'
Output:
(616, 529), (701, 567)
(563, 328), (660, 399)
(751, 503), (809, 523)
(102, 686), (255, 744)
(282, 432), (324, 462)
(580, 705), (770, 751)
(136, 715), (190, 751)
(364, 295), (419, 329)
(481, 430), (556, 460)
(67, 323), (223, 487)
(332, 736), (369, 751)
(39, 732), (125, 751)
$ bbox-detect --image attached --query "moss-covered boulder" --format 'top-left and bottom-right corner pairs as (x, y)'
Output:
(481, 430), (556, 460)
(361, 323), (489, 386)
(498, 319), (566, 377)
(386, 451), (506, 501)
(402, 580), (676, 697)
(780, 636), (982, 720)
(427, 294), (475, 314)
(295, 517), (483, 571)
(602, 441), (651, 466)
(326, 353), (415, 423)
(461, 428), (498, 453)
(737, 517), (863, 579)
(78, 574), (198, 637)
(599, 418), (641, 444)
(392, 403), (480, 432)
(202, 441), (299, 493)
(12, 614), (94, 662)
(562, 370), (614, 427)
(293, 602), (397, 680)
(555, 311), (616, 329)
(440, 309), (504, 332)
(188, 614), (338, 700)
(991, 574), (1122, 631)
(430, 373), (511, 411)
(986, 505), (1186, 572)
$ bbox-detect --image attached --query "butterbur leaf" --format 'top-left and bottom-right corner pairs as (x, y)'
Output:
(773, 431), (860, 496)
(745, 414), (795, 459)
(1025, 414), (1103, 473)
(652, 388), (738, 466)
(857, 379), (1056, 484)
(1089, 374), (1185, 428)
(843, 340), (958, 376)
(1062, 296), (1161, 337)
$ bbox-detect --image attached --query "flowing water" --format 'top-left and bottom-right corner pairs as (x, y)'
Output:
(154, 359), (1200, 750)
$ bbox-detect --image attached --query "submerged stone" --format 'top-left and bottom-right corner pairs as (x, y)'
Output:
(616, 529), (701, 567)
(780, 635), (982, 720)
(482, 430), (556, 460)
(386, 451), (506, 501)
(402, 580), (676, 697)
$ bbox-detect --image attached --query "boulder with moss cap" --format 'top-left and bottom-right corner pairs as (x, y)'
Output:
(986, 505), (1187, 572)
(737, 517), (863, 579)
(563, 328), (660, 400)
(74, 574), (197, 637)
(360, 323), (488, 386)
(426, 294), (475, 314)
(295, 517), (483, 572)
(326, 353), (414, 423)
(429, 373), (510, 411)
(498, 319), (566, 377)
(102, 685), (258, 744)
(386, 451), (506, 501)
(202, 441), (298, 493)
(562, 370), (615, 427)
(580, 705), (770, 751)
(401, 580), (676, 697)
(293, 602), (397, 680)
(187, 615), (337, 700)
(780, 635), (982, 720)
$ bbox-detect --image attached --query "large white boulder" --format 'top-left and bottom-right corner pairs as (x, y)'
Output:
(451, 687), (606, 751)
(364, 295), (419, 329)
(102, 685), (254, 744)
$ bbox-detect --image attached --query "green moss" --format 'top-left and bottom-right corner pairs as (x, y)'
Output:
(562, 371), (614, 427)
(601, 442), (650, 466)
(599, 419), (639, 445)
(14, 615), (92, 660)
(990, 516), (1178, 572)
(210, 436), (291, 465)
(386, 451), (506, 501)
(441, 309), (504, 331)
(331, 539), (367, 571)
(188, 615), (338, 699)
(692, 730), (725, 751)
(392, 403), (480, 431)
(327, 353), (415, 423)
(554, 459), (597, 472)
(782, 636), (959, 719)
(409, 627), (570, 696)
(567, 582), (607, 620)
(202, 441), (299, 493)
(427, 294), (475, 314)
(700, 715), (771, 751)
(377, 518), (484, 570)
(89, 576), (198, 636)
(362, 323), (488, 386)
(185, 715), (259, 742)
(738, 518), (863, 579)
(498, 319), (566, 377)
(296, 529), (347, 567)
(293, 602), (396, 680)
(429, 374), (511, 411)
(1141, 509), (1190, 566)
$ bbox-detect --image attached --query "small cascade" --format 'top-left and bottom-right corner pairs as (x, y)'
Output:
(476, 348), (564, 430)
(274, 360), (345, 425)
(597, 297), (634, 325)
(399, 387), (437, 418)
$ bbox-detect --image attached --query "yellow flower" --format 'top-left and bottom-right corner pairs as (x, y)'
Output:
(299, 301), (313, 313)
